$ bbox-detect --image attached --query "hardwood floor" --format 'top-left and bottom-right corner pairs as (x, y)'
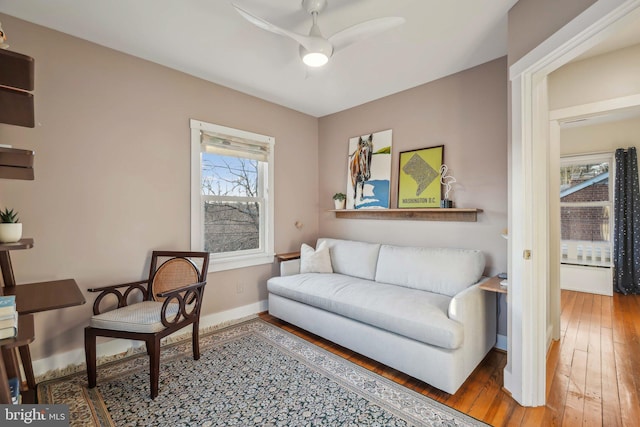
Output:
(260, 290), (640, 426)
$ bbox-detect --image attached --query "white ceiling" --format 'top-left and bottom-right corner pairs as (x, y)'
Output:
(0, 0), (519, 117)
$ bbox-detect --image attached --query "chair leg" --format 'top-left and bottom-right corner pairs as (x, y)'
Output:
(192, 321), (200, 361)
(148, 337), (161, 399)
(85, 328), (97, 389)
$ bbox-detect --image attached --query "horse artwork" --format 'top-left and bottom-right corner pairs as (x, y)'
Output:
(346, 129), (392, 209)
(350, 134), (373, 203)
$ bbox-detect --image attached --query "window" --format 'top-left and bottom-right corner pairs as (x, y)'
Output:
(190, 119), (275, 271)
(560, 153), (613, 266)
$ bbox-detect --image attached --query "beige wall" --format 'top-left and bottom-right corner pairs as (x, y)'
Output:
(0, 14), (319, 360)
(561, 116), (640, 155)
(318, 57), (509, 277)
(508, 0), (597, 66)
(549, 44), (640, 110)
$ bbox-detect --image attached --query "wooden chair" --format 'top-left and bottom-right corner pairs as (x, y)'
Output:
(84, 251), (209, 398)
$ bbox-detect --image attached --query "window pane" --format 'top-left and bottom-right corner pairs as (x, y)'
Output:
(560, 206), (610, 242)
(201, 153), (258, 197)
(560, 162), (609, 202)
(204, 201), (260, 253)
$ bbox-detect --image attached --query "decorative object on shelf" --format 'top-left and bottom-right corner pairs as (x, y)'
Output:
(0, 22), (8, 50)
(398, 145), (443, 208)
(439, 164), (456, 208)
(0, 208), (21, 243)
(332, 192), (346, 209)
(346, 129), (392, 210)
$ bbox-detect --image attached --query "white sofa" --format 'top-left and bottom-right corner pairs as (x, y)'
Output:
(267, 238), (496, 394)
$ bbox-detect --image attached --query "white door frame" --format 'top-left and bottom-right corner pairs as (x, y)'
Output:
(506, 0), (640, 406)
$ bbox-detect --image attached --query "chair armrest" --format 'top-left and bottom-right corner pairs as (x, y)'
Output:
(89, 280), (150, 315)
(156, 281), (207, 298)
(87, 279), (149, 292)
(159, 281), (207, 328)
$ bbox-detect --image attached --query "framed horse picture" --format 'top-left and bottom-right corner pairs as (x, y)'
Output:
(397, 145), (444, 208)
(346, 129), (392, 209)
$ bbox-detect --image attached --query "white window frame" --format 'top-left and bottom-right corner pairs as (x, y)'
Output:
(190, 119), (275, 272)
(559, 152), (614, 262)
(560, 153), (613, 209)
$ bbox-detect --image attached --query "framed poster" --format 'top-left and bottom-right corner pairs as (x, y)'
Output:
(346, 129), (392, 209)
(397, 145), (443, 208)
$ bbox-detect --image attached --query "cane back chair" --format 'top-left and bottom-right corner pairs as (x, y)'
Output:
(85, 251), (209, 398)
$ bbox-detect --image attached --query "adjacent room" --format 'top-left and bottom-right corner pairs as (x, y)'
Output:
(0, 0), (639, 425)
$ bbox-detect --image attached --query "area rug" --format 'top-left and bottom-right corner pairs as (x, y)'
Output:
(38, 319), (487, 426)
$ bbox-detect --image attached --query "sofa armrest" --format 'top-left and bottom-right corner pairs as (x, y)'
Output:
(280, 259), (301, 276)
(448, 278), (496, 371)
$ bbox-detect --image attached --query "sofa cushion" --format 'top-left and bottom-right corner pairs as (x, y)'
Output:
(267, 273), (463, 350)
(317, 238), (380, 281)
(374, 245), (485, 297)
(300, 241), (333, 274)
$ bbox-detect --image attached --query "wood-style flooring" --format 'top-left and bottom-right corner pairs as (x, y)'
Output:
(260, 290), (639, 426)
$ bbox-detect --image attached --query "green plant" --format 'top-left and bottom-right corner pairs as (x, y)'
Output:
(0, 208), (19, 224)
(332, 192), (346, 201)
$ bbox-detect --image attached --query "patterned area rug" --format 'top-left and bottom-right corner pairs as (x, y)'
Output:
(38, 319), (487, 426)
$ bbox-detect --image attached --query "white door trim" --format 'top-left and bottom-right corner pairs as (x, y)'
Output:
(506, 0), (640, 406)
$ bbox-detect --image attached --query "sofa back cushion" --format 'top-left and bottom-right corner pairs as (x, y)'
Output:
(374, 245), (485, 297)
(317, 238), (381, 281)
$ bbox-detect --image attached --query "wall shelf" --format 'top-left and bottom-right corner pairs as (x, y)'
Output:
(329, 208), (482, 222)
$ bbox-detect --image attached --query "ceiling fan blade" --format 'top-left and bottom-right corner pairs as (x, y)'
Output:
(232, 3), (315, 50)
(329, 17), (406, 52)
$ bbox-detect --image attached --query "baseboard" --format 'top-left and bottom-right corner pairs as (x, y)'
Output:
(495, 334), (508, 351)
(31, 299), (268, 379)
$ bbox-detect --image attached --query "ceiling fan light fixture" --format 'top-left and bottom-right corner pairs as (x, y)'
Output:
(302, 51), (329, 67)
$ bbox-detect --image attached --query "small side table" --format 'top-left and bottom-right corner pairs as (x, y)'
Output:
(479, 275), (507, 294)
(275, 251), (301, 262)
(479, 276), (507, 351)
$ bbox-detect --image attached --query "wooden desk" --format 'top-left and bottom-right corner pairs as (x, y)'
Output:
(0, 239), (85, 403)
(0, 282), (85, 403)
(3, 279), (85, 314)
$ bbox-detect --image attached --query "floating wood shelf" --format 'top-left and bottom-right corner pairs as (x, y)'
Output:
(329, 208), (482, 222)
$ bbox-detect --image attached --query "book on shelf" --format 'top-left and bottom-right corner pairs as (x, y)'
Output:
(0, 312), (17, 329)
(8, 377), (19, 404)
(0, 326), (17, 339)
(0, 295), (16, 317)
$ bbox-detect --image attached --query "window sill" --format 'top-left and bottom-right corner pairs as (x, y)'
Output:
(208, 253), (275, 272)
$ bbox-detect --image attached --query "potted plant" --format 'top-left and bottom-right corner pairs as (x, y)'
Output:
(0, 208), (22, 243)
(333, 192), (346, 210)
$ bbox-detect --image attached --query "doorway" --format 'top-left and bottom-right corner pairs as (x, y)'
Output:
(507, 0), (640, 406)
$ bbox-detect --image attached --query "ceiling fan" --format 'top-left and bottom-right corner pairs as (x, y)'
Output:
(232, 0), (406, 67)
